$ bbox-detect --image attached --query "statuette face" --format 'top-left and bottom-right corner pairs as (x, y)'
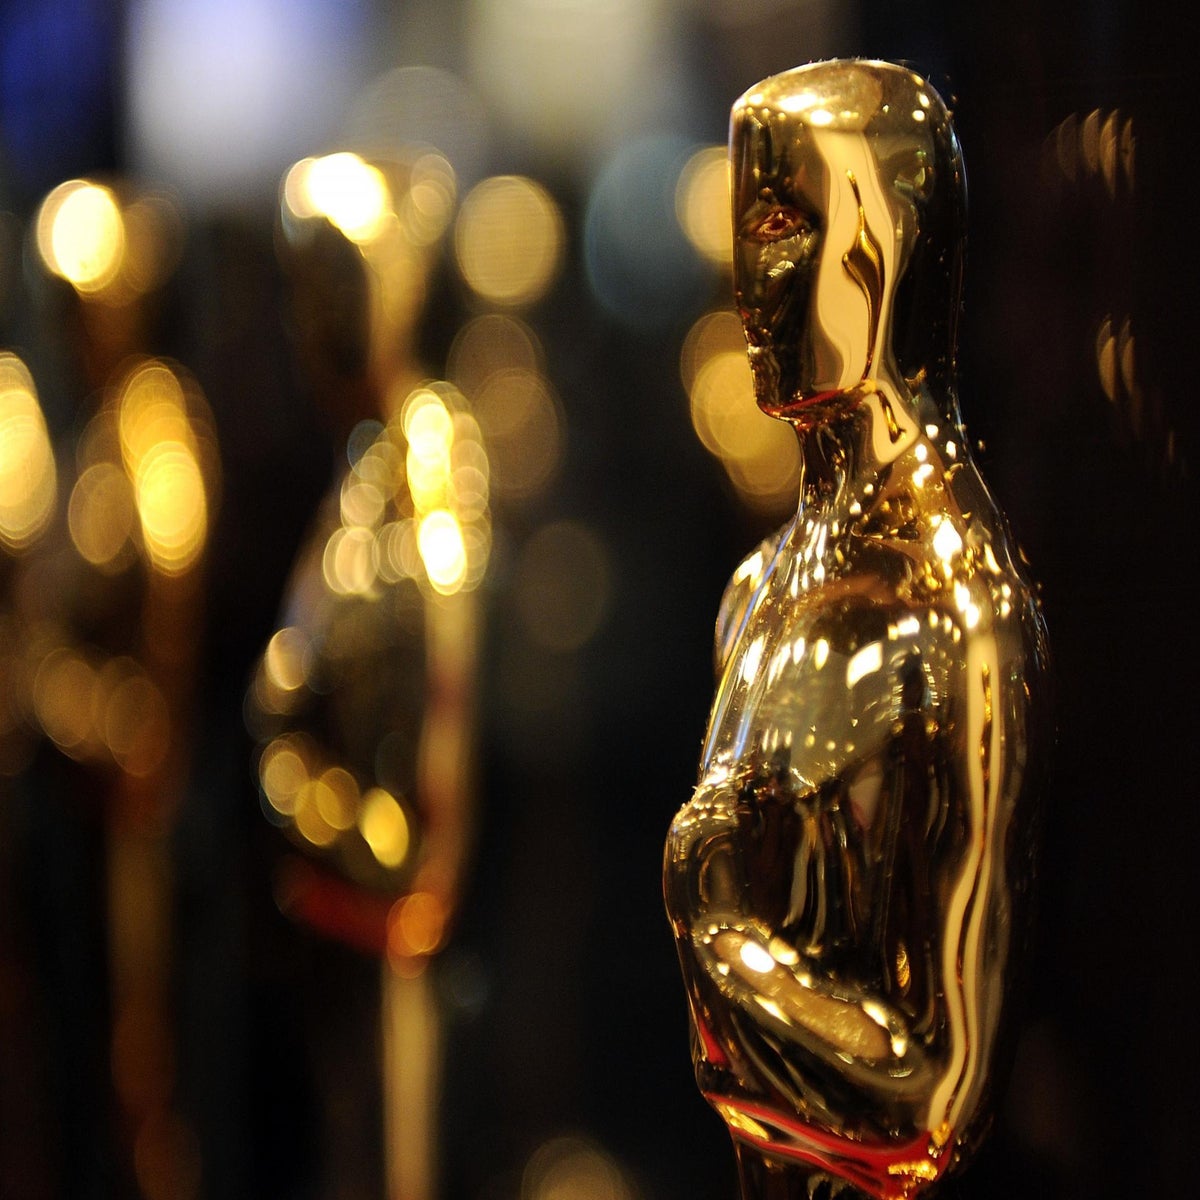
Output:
(665, 60), (1049, 1199)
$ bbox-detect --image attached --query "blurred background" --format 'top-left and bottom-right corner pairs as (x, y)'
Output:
(1, 2), (1197, 1199)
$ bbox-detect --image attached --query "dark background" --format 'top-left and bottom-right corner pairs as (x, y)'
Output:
(1, 2), (1197, 1198)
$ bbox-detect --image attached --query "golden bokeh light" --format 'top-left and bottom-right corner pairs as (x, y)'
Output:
(134, 441), (208, 575)
(316, 766), (359, 831)
(263, 627), (309, 694)
(260, 735), (314, 818)
(283, 152), (392, 245)
(0, 353), (57, 552)
(399, 152), (458, 247)
(522, 1135), (634, 1200)
(32, 648), (97, 756)
(677, 145), (733, 267)
(448, 313), (542, 398)
(680, 308), (745, 394)
(684, 312), (800, 514)
(293, 778), (340, 848)
(36, 179), (126, 294)
(388, 891), (446, 961)
(513, 521), (612, 652)
(455, 176), (563, 307)
(359, 787), (411, 869)
(103, 669), (170, 778)
(68, 462), (137, 570)
(472, 368), (563, 502)
(322, 525), (379, 596)
(417, 509), (467, 595)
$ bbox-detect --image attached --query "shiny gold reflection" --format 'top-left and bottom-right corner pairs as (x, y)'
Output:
(36, 179), (125, 294)
(677, 145), (734, 267)
(0, 352), (57, 551)
(666, 61), (1050, 1199)
(455, 176), (563, 307)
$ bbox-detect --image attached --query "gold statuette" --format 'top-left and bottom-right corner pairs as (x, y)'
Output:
(665, 60), (1050, 1199)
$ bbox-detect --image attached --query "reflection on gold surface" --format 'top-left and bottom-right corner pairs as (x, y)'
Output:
(0, 353), (57, 552)
(455, 175), (564, 306)
(665, 61), (1049, 1200)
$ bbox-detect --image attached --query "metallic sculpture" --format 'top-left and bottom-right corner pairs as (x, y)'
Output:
(665, 60), (1050, 1199)
(249, 149), (486, 1200)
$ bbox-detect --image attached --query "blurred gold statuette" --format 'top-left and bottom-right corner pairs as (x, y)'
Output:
(665, 59), (1049, 1199)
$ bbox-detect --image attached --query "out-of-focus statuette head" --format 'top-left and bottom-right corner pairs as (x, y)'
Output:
(666, 59), (1049, 1200)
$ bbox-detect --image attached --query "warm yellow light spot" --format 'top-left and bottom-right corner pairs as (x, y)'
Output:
(680, 309), (744, 395)
(932, 518), (963, 563)
(68, 462), (136, 569)
(418, 509), (467, 594)
(403, 391), (454, 509)
(0, 353), (57, 551)
(377, 519), (420, 582)
(36, 180), (125, 293)
(264, 627), (308, 693)
(259, 736), (312, 817)
(472, 368), (562, 502)
(322, 525), (378, 595)
(284, 152), (391, 245)
(400, 152), (457, 246)
(689, 351), (756, 457)
(104, 671), (169, 777)
(846, 641), (883, 688)
(738, 939), (775, 974)
(447, 313), (542, 398)
(676, 145), (733, 266)
(359, 787), (410, 869)
(293, 779), (339, 847)
(340, 473), (386, 529)
(118, 361), (192, 468)
(316, 766), (359, 831)
(134, 441), (207, 574)
(689, 349), (800, 511)
(455, 175), (563, 306)
(388, 891), (446, 959)
(522, 1135), (634, 1200)
(32, 649), (97, 753)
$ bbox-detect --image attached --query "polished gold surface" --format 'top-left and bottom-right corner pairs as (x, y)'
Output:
(665, 60), (1050, 1199)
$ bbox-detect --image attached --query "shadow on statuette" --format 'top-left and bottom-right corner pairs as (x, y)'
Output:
(664, 59), (1050, 1200)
